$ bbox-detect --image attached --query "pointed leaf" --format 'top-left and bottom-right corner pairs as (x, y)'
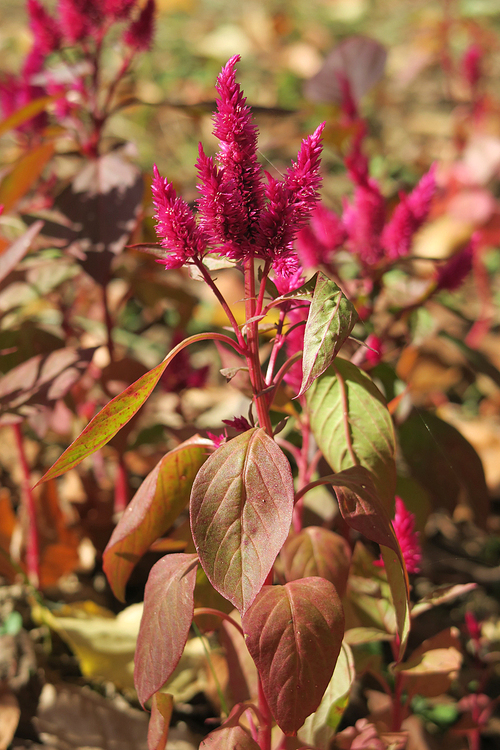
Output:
(103, 436), (212, 602)
(0, 221), (43, 282)
(242, 578), (344, 735)
(134, 553), (198, 706)
(281, 527), (351, 598)
(200, 724), (260, 749)
(298, 642), (355, 748)
(298, 274), (358, 396)
(0, 95), (60, 137)
(190, 428), (294, 613)
(0, 142), (55, 212)
(36, 334), (217, 485)
(148, 693), (173, 750)
(306, 358), (396, 510)
(329, 466), (410, 657)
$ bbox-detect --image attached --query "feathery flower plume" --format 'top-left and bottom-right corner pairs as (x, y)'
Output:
(27, 0), (61, 54)
(123, 0), (155, 51)
(381, 165), (436, 260)
(435, 235), (476, 291)
(296, 203), (346, 268)
(57, 0), (94, 42)
(152, 165), (207, 268)
(375, 497), (421, 574)
(104, 0), (137, 20)
(462, 43), (482, 90)
(342, 182), (386, 266)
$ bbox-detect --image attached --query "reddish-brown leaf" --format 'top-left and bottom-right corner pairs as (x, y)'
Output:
(0, 95), (59, 137)
(281, 527), (351, 598)
(242, 578), (344, 735)
(147, 692), (173, 750)
(135, 553), (198, 706)
(190, 428), (294, 613)
(200, 724), (260, 750)
(103, 435), (211, 602)
(0, 142), (55, 212)
(0, 221), (43, 283)
(329, 466), (410, 657)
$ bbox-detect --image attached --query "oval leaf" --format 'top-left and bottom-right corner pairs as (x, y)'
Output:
(134, 553), (198, 706)
(298, 642), (355, 749)
(148, 692), (173, 750)
(329, 466), (410, 657)
(298, 274), (358, 396)
(190, 428), (294, 613)
(242, 578), (344, 735)
(281, 527), (351, 598)
(200, 725), (260, 750)
(0, 142), (56, 212)
(306, 358), (396, 510)
(103, 436), (212, 602)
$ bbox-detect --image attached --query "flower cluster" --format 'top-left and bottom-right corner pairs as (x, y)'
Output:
(152, 56), (325, 277)
(375, 496), (421, 574)
(0, 0), (156, 138)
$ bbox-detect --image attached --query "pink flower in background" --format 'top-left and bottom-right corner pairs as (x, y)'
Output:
(296, 202), (346, 268)
(375, 497), (421, 574)
(381, 165), (436, 259)
(123, 0), (155, 51)
(435, 235), (476, 291)
(27, 0), (61, 54)
(342, 182), (386, 266)
(156, 56), (325, 276)
(462, 43), (482, 90)
(104, 0), (137, 20)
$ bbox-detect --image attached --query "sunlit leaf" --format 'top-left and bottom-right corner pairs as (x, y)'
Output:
(0, 142), (55, 212)
(242, 578), (344, 735)
(0, 221), (43, 283)
(396, 628), (463, 699)
(103, 436), (211, 602)
(306, 358), (396, 511)
(190, 428), (294, 613)
(135, 553), (198, 706)
(280, 527), (351, 598)
(298, 642), (355, 748)
(0, 95), (59, 137)
(329, 466), (410, 657)
(298, 274), (357, 396)
(200, 723), (260, 749)
(148, 693), (173, 750)
(411, 583), (477, 618)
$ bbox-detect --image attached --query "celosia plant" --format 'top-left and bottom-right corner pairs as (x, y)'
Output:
(38, 56), (412, 748)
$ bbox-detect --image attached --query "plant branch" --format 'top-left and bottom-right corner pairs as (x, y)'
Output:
(13, 423), (39, 587)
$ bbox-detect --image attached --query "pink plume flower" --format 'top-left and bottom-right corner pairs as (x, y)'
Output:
(222, 415), (253, 433)
(435, 235), (476, 291)
(27, 0), (61, 54)
(57, 0), (96, 42)
(342, 182), (386, 266)
(375, 497), (421, 574)
(152, 165), (207, 268)
(381, 165), (436, 260)
(274, 271), (309, 392)
(123, 0), (155, 51)
(296, 203), (346, 268)
(104, 0), (137, 20)
(462, 43), (482, 90)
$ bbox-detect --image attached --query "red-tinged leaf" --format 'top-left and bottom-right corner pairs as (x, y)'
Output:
(200, 724), (260, 749)
(396, 628), (463, 699)
(298, 642), (355, 748)
(0, 221), (43, 282)
(190, 428), (294, 613)
(242, 578), (344, 735)
(281, 527), (351, 598)
(411, 583), (477, 619)
(103, 436), (212, 602)
(134, 553), (198, 706)
(306, 359), (396, 511)
(148, 693), (173, 750)
(0, 142), (55, 212)
(35, 334), (210, 486)
(219, 610), (259, 705)
(304, 36), (387, 105)
(329, 466), (410, 657)
(0, 95), (60, 137)
(298, 274), (357, 397)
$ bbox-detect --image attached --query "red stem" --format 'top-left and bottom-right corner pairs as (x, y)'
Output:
(193, 608), (244, 637)
(244, 258), (273, 434)
(195, 259), (246, 349)
(13, 423), (39, 586)
(257, 677), (273, 750)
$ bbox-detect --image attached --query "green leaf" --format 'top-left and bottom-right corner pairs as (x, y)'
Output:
(298, 642), (355, 748)
(134, 553), (198, 706)
(242, 578), (344, 736)
(298, 274), (358, 396)
(190, 428), (294, 613)
(103, 435), (212, 602)
(36, 333), (229, 485)
(306, 358), (396, 511)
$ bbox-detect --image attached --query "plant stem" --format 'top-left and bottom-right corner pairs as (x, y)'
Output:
(102, 282), (115, 361)
(13, 423), (39, 587)
(195, 259), (246, 348)
(244, 257), (273, 434)
(257, 677), (273, 750)
(193, 608), (244, 637)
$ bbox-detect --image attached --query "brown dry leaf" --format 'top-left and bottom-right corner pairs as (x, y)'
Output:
(0, 688), (20, 750)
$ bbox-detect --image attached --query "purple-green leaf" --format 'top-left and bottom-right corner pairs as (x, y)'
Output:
(103, 436), (212, 602)
(242, 578), (344, 735)
(280, 527), (351, 598)
(306, 358), (396, 511)
(298, 274), (358, 396)
(190, 428), (294, 613)
(147, 693), (173, 750)
(329, 466), (410, 657)
(134, 553), (198, 706)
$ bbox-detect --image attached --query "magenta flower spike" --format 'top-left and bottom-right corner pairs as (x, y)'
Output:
(393, 497), (421, 574)
(27, 0), (61, 54)
(382, 165), (436, 260)
(123, 0), (155, 51)
(152, 165), (207, 268)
